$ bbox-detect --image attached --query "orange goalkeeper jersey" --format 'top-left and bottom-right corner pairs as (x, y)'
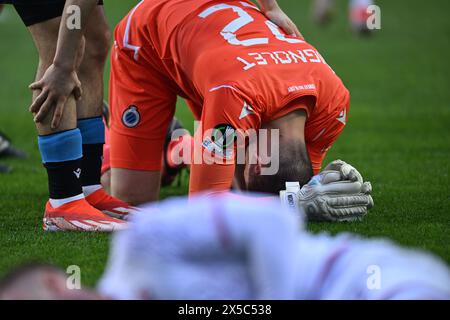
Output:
(109, 0), (350, 193)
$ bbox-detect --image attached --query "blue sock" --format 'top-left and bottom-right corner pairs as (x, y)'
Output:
(78, 117), (105, 187)
(38, 129), (83, 199)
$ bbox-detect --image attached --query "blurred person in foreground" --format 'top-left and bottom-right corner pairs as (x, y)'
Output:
(97, 195), (450, 299)
(3, 195), (447, 300)
(0, 264), (100, 300)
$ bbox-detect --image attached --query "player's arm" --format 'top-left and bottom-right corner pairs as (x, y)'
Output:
(257, 0), (303, 38)
(189, 85), (265, 195)
(189, 134), (237, 195)
(29, 0), (98, 129)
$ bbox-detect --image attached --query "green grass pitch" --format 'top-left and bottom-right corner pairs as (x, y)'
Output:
(0, 0), (449, 286)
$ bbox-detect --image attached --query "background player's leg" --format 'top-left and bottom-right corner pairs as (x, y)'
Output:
(28, 18), (83, 206)
(76, 6), (111, 197)
(313, 0), (335, 26)
(29, 18), (79, 135)
(349, 0), (374, 35)
(76, 6), (110, 120)
(27, 16), (125, 231)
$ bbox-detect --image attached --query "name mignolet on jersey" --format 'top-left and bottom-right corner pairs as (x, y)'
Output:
(237, 48), (328, 71)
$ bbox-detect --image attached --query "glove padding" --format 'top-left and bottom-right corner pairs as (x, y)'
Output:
(280, 162), (373, 222)
(323, 159), (364, 184)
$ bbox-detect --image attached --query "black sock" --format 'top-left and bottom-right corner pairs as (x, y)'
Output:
(44, 159), (83, 199)
(78, 116), (105, 188)
(38, 129), (84, 200)
(81, 143), (103, 187)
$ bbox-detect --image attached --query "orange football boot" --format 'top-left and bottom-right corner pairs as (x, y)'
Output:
(43, 198), (126, 232)
(85, 188), (135, 220)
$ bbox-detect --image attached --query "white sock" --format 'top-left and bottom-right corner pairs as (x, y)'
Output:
(49, 194), (85, 208)
(82, 184), (102, 197)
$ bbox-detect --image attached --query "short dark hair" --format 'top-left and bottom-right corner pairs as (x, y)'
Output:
(247, 140), (313, 194)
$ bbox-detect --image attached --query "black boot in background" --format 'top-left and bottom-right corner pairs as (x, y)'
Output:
(0, 131), (27, 159)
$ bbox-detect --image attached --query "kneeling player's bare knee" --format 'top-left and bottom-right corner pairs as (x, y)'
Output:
(110, 169), (161, 205)
(112, 186), (153, 206)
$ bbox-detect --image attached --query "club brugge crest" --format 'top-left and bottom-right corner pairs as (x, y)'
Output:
(122, 105), (140, 128)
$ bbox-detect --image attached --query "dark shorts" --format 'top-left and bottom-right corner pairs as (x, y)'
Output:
(0, 0), (104, 27)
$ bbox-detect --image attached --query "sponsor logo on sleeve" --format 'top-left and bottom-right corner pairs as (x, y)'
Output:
(202, 124), (236, 159)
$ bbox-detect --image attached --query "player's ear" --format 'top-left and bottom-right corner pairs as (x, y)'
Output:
(253, 161), (262, 176)
(249, 153), (264, 176)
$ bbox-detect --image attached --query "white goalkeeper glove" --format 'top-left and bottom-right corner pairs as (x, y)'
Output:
(323, 159), (364, 184)
(280, 162), (373, 222)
